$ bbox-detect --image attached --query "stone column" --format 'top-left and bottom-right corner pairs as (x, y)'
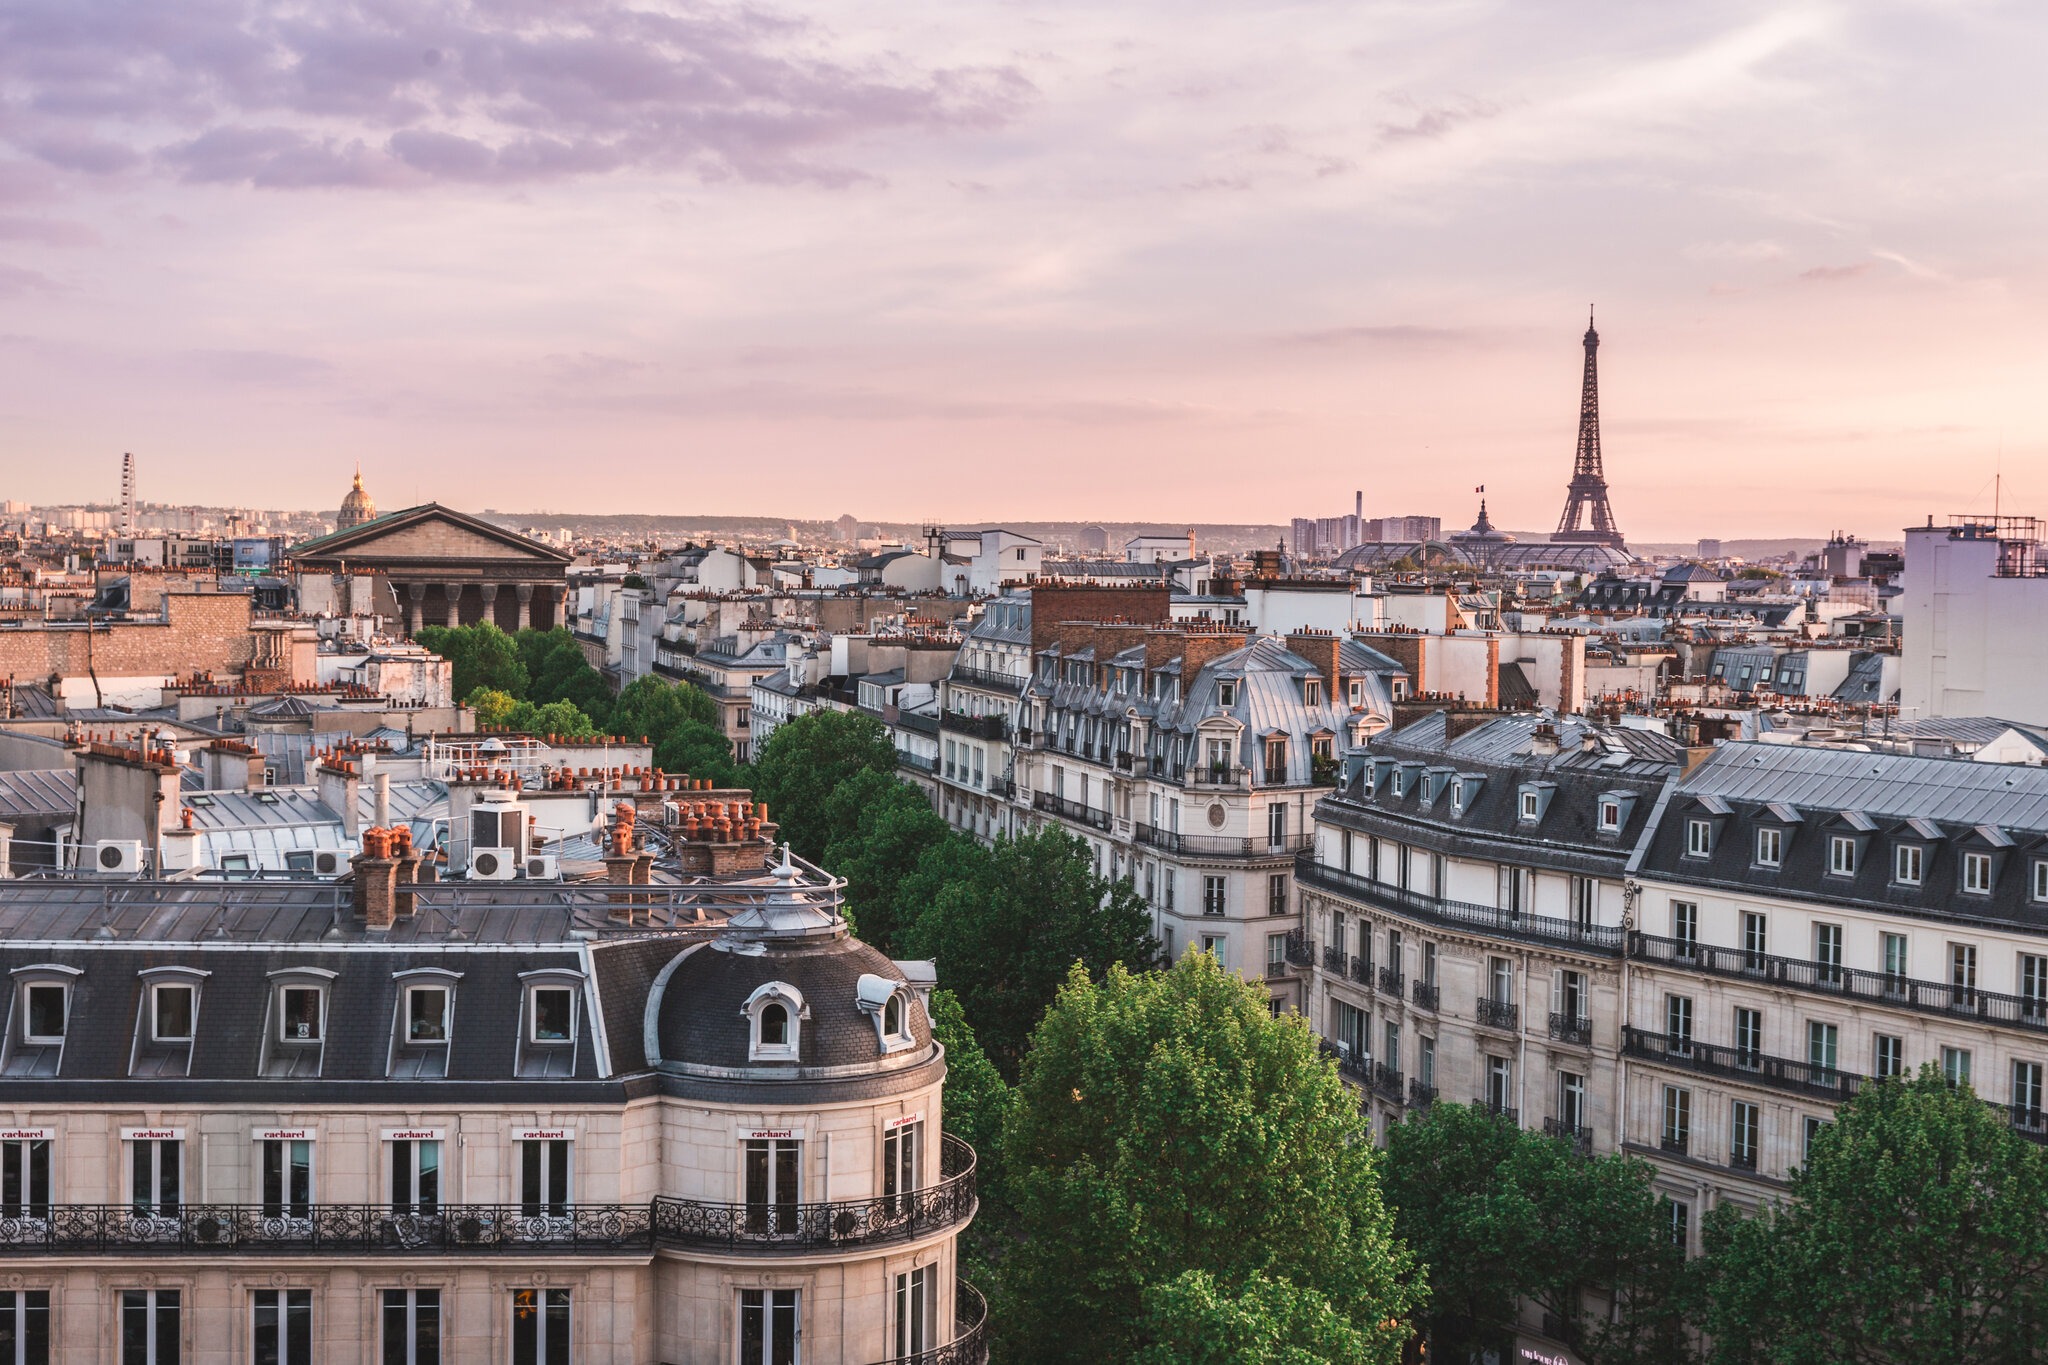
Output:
(478, 583), (500, 632)
(405, 582), (426, 637)
(515, 583), (534, 632)
(444, 583), (464, 628)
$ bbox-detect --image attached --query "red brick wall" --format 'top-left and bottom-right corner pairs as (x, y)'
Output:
(1028, 584), (1172, 652)
(0, 593), (256, 684)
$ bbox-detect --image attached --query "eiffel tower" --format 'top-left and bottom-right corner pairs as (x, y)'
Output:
(1550, 307), (1626, 548)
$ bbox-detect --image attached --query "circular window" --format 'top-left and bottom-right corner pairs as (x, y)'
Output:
(1207, 802), (1227, 829)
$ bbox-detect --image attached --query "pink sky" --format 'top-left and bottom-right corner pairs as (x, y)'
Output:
(0, 0), (2043, 540)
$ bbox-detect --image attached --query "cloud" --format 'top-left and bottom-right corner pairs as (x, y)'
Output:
(0, 0), (1035, 189)
(1378, 96), (1502, 143)
(1798, 261), (1874, 282)
(186, 349), (333, 384)
(0, 263), (62, 296)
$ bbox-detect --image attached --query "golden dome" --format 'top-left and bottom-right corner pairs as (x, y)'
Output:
(337, 467), (377, 530)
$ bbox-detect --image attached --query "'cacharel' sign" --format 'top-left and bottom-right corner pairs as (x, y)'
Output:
(0, 1129), (51, 1142)
(119, 1128), (184, 1142)
(379, 1128), (445, 1142)
(510, 1127), (575, 1142)
(252, 1128), (316, 1142)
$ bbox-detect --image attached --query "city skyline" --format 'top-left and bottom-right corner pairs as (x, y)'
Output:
(1, 1), (2043, 536)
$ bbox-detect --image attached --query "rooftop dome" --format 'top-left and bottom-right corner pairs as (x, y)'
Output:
(337, 468), (377, 531)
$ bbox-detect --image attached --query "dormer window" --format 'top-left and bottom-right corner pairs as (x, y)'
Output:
(407, 986), (449, 1042)
(22, 984), (66, 1045)
(1754, 827), (1783, 868)
(857, 974), (917, 1055)
(1451, 779), (1467, 813)
(280, 986), (323, 1042)
(152, 984), (194, 1043)
(1303, 677), (1322, 706)
(1391, 770), (1407, 797)
(1686, 819), (1713, 857)
(1218, 679), (1238, 707)
(1963, 851), (1993, 895)
(1828, 836), (1856, 877)
(1520, 792), (1540, 822)
(1895, 844), (1924, 886)
(1598, 800), (1621, 833)
(743, 983), (806, 1062)
(531, 987), (575, 1044)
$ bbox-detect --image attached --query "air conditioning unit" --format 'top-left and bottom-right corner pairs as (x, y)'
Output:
(313, 851), (343, 876)
(471, 847), (517, 880)
(92, 840), (143, 877)
(525, 854), (560, 881)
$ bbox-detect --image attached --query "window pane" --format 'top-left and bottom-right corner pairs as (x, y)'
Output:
(24, 987), (63, 1039)
(282, 989), (320, 1040)
(534, 989), (572, 1041)
(409, 989), (447, 1041)
(155, 987), (193, 1040)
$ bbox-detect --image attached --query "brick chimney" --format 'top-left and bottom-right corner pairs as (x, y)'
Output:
(352, 826), (399, 930)
(1284, 630), (1341, 700)
(315, 758), (361, 840)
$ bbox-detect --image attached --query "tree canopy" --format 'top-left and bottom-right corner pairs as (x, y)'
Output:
(416, 621), (528, 700)
(819, 769), (954, 951)
(999, 954), (1423, 1364)
(903, 826), (1157, 1077)
(516, 627), (614, 726)
(1699, 1066), (2048, 1365)
(609, 673), (717, 744)
(749, 709), (902, 861)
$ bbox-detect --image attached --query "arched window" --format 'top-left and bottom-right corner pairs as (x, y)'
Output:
(858, 973), (918, 1055)
(760, 1002), (789, 1047)
(882, 995), (902, 1038)
(742, 983), (805, 1062)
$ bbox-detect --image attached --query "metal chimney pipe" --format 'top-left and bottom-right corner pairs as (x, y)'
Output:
(374, 772), (391, 828)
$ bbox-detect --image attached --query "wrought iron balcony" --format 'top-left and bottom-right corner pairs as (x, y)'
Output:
(1372, 1063), (1405, 1101)
(860, 1281), (989, 1365)
(1411, 980), (1440, 1011)
(1188, 765), (1250, 790)
(1295, 857), (1624, 955)
(1659, 1133), (1689, 1156)
(1323, 945), (1348, 972)
(1031, 791), (1111, 832)
(1623, 1026), (1862, 1103)
(1728, 1148), (1758, 1172)
(0, 1138), (976, 1258)
(1349, 954), (1372, 986)
(1476, 1099), (1519, 1125)
(1476, 997), (1519, 1031)
(1134, 824), (1313, 859)
(1542, 1118), (1592, 1156)
(1407, 1079), (1438, 1109)
(1548, 1012), (1593, 1046)
(1631, 931), (2048, 1033)
(1377, 966), (1405, 998)
(1283, 931), (1316, 968)
(940, 711), (1009, 741)
(948, 663), (1025, 694)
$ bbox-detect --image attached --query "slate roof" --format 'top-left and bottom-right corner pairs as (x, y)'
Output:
(655, 934), (929, 1074)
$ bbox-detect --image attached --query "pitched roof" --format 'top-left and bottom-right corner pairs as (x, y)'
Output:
(288, 503), (572, 563)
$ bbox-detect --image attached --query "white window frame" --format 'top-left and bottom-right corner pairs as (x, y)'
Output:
(1597, 799), (1620, 833)
(277, 984), (325, 1043)
(251, 1287), (313, 1365)
(1895, 843), (1924, 886)
(1962, 850), (1993, 895)
(510, 1288), (571, 1365)
(120, 1288), (180, 1365)
(380, 1288), (440, 1365)
(19, 981), (68, 1046)
(1754, 826), (1783, 868)
(1686, 819), (1712, 857)
(2033, 859), (2048, 904)
(742, 983), (805, 1063)
(529, 985), (578, 1046)
(405, 984), (450, 1044)
(737, 1287), (798, 1365)
(1828, 835), (1856, 877)
(1520, 792), (1539, 822)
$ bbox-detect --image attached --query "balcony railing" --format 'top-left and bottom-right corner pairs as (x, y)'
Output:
(1548, 1012), (1593, 1046)
(1623, 1026), (1862, 1103)
(1476, 1100), (1520, 1125)
(1408, 1079), (1438, 1109)
(1031, 791), (1112, 832)
(1284, 931), (1316, 968)
(1323, 945), (1348, 972)
(897, 752), (939, 773)
(1659, 1133), (1689, 1156)
(948, 664), (1025, 694)
(1295, 857), (1624, 955)
(1349, 954), (1372, 986)
(1188, 765), (1250, 790)
(1372, 1063), (1405, 1101)
(1377, 966), (1405, 998)
(1134, 825), (1313, 859)
(1632, 932), (2048, 1033)
(1728, 1147), (1758, 1171)
(1412, 980), (1440, 1011)
(1542, 1118), (1592, 1156)
(861, 1281), (989, 1365)
(0, 1138), (976, 1258)
(940, 711), (1009, 741)
(1476, 997), (1519, 1031)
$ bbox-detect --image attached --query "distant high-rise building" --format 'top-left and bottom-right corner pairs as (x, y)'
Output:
(1696, 538), (1723, 559)
(120, 452), (137, 535)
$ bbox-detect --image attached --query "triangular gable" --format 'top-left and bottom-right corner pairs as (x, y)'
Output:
(290, 504), (572, 564)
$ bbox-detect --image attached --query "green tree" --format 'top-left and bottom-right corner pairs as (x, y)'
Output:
(651, 720), (739, 788)
(466, 686), (521, 729)
(608, 674), (716, 746)
(419, 622), (529, 701)
(818, 771), (956, 952)
(1700, 1065), (2048, 1365)
(890, 833), (993, 953)
(510, 698), (599, 739)
(1001, 955), (1424, 1364)
(1382, 1103), (1690, 1365)
(516, 628), (614, 726)
(904, 826), (1157, 1077)
(927, 988), (1012, 1195)
(750, 710), (901, 861)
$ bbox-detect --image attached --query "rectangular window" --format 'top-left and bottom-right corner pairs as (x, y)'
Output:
(1162, 869), (1176, 912)
(121, 1289), (179, 1365)
(1874, 1034), (1903, 1079)
(738, 1288), (797, 1365)
(1828, 835), (1856, 876)
(21, 986), (64, 1044)
(510, 1289), (570, 1365)
(520, 1139), (572, 1218)
(2014, 1061), (2045, 1117)
(1489, 957), (1512, 1004)
(1813, 923), (1843, 986)
(1333, 1000), (1367, 1060)
(152, 985), (195, 1043)
(0, 1290), (48, 1365)
(1267, 802), (1286, 846)
(1943, 1046), (1972, 1086)
(1422, 941), (1438, 987)
(2023, 955), (2048, 1020)
(1730, 1100), (1759, 1169)
(1267, 874), (1288, 916)
(406, 987), (449, 1043)
(531, 988), (575, 1043)
(1755, 827), (1783, 868)
(1666, 995), (1694, 1054)
(381, 1289), (440, 1365)
(744, 1138), (801, 1235)
(130, 1138), (181, 1217)
(883, 1120), (923, 1215)
(1662, 1086), (1691, 1152)
(262, 1139), (313, 1219)
(1742, 913), (1768, 971)
(1598, 799), (1620, 832)
(1485, 1056), (1512, 1112)
(1202, 876), (1226, 917)
(1420, 1036), (1436, 1088)
(1734, 1007), (1762, 1068)
(1963, 851), (1993, 895)
(252, 1288), (312, 1365)
(0, 1139), (50, 1220)
(1686, 819), (1712, 857)
(1808, 1021), (1839, 1074)
(1557, 1070), (1586, 1132)
(894, 1266), (935, 1360)
(1951, 943), (1979, 1000)
(1570, 876), (1595, 932)
(1803, 1116), (1825, 1163)
(1664, 1197), (1689, 1249)
(1672, 901), (1698, 952)
(279, 987), (322, 1042)
(1883, 933), (1909, 988)
(1895, 843), (1923, 886)
(2035, 860), (2048, 904)
(1522, 792), (1541, 822)
(389, 1139), (441, 1216)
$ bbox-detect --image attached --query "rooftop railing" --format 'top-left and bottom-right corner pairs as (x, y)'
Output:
(1295, 857), (1624, 955)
